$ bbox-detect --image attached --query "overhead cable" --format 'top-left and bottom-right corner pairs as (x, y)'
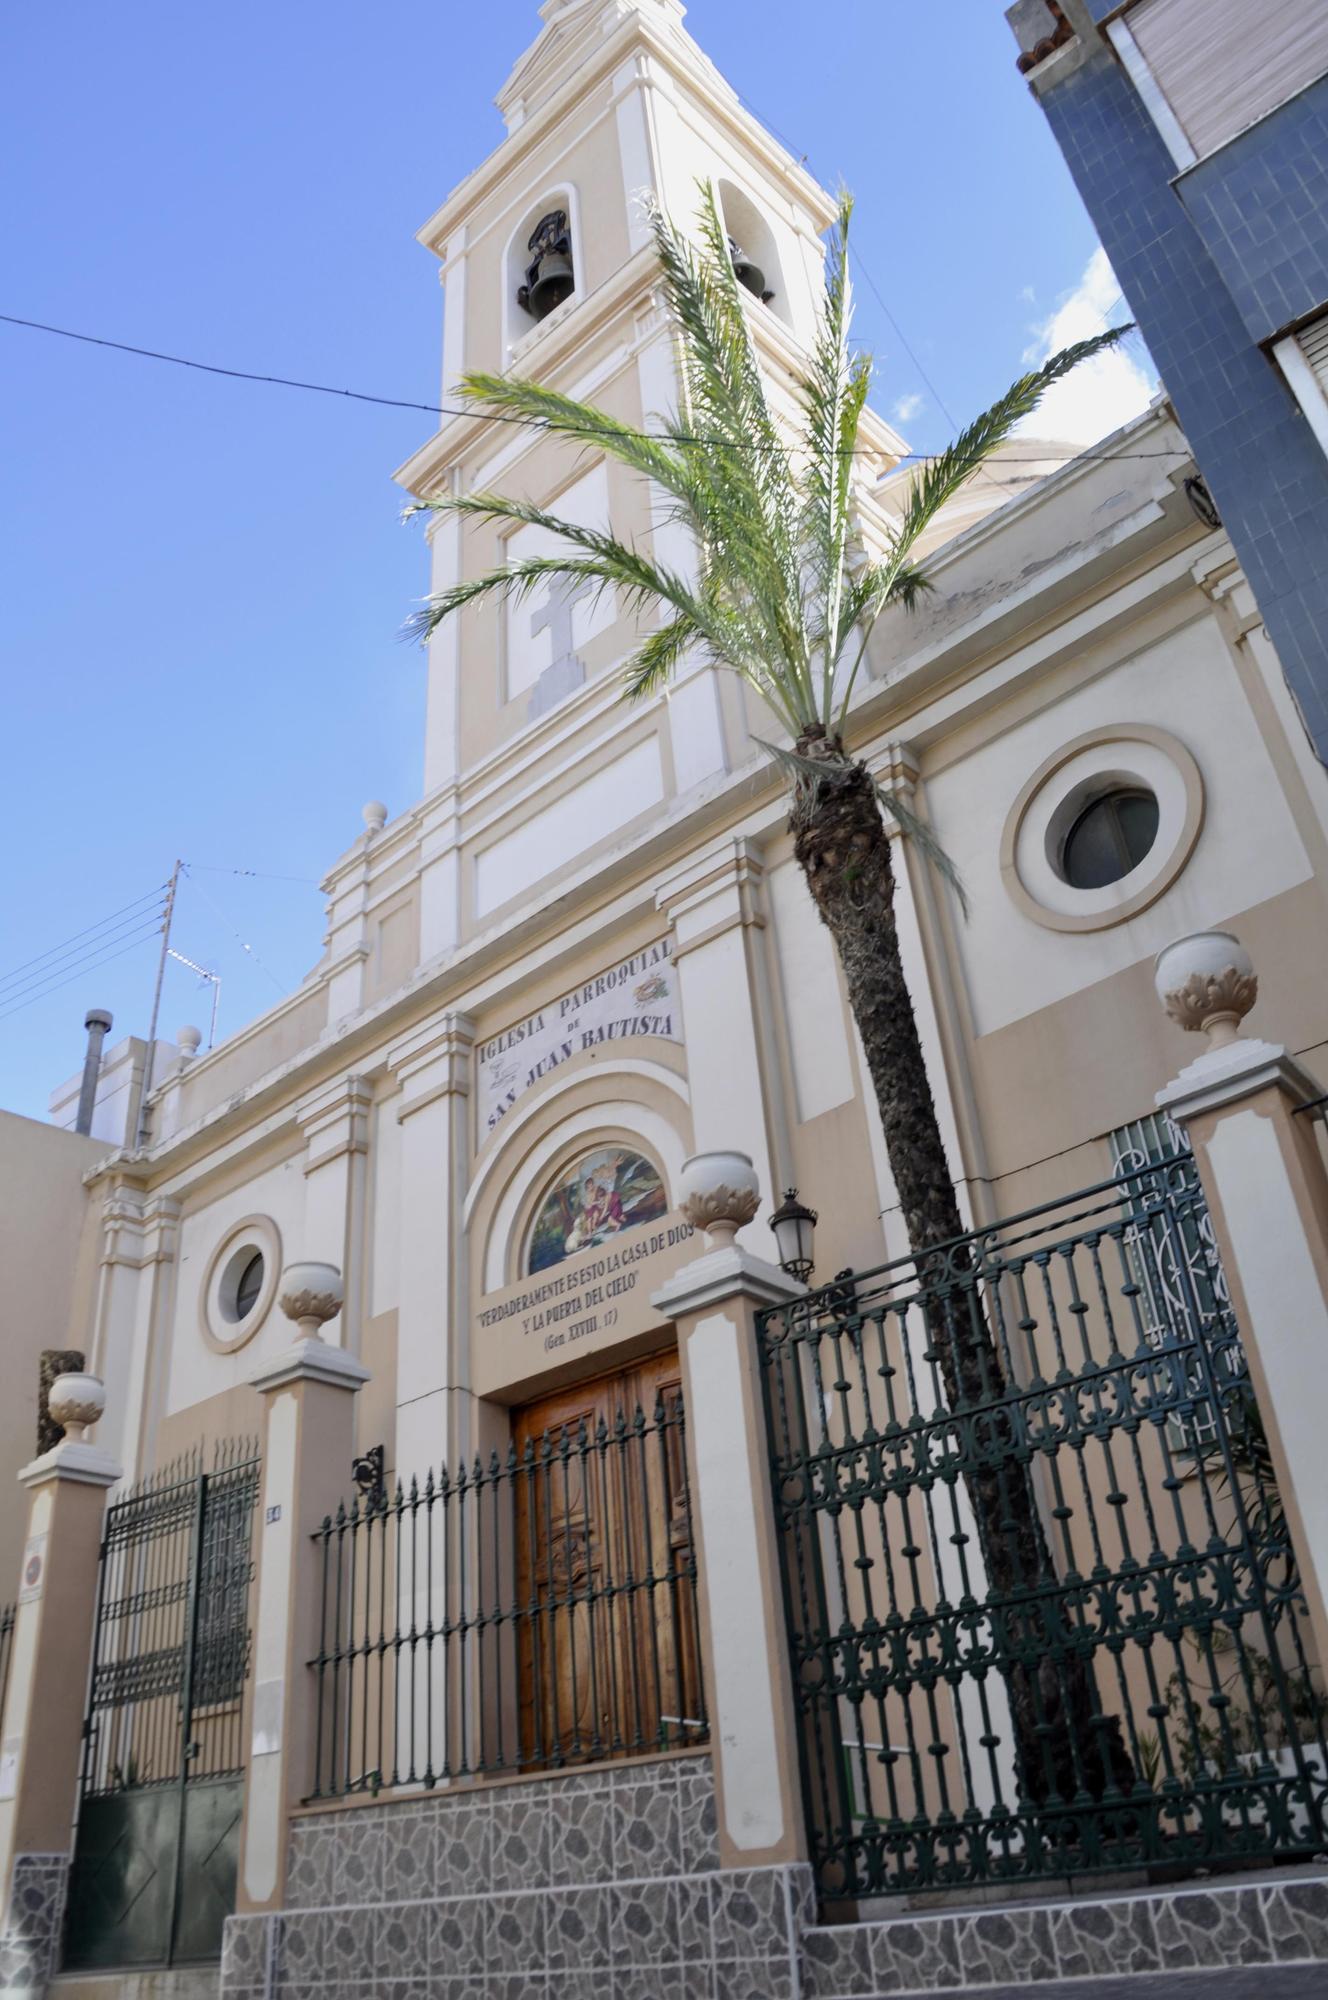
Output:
(0, 311), (1180, 464)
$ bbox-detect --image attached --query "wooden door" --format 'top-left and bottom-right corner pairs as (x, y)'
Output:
(513, 1350), (706, 1768)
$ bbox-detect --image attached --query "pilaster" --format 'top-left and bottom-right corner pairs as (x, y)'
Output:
(115, 1191), (182, 1481)
(87, 1180), (151, 1473)
(655, 837), (788, 1246)
(863, 740), (992, 1253)
(295, 1076), (373, 1354)
(387, 1014), (476, 1478)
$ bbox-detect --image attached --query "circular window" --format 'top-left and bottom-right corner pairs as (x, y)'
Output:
(232, 1251), (265, 1322)
(200, 1215), (282, 1354)
(1000, 726), (1203, 934)
(1059, 787), (1160, 889)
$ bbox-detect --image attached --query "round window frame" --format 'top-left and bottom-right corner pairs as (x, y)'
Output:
(199, 1214), (283, 1355)
(1000, 725), (1204, 935)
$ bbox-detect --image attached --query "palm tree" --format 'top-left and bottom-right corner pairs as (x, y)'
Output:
(408, 184), (1133, 1804)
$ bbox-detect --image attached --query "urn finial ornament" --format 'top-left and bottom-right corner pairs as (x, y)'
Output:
(1155, 930), (1258, 1050)
(278, 1261), (345, 1342)
(47, 1370), (107, 1445)
(677, 1149), (761, 1248)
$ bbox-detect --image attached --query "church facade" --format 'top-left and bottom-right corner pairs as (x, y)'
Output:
(68, 0), (1328, 1510)
(10, 1), (1328, 1994)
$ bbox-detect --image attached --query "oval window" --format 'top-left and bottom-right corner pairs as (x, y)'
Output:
(1060, 788), (1159, 890)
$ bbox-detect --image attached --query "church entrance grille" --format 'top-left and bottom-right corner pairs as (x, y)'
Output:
(307, 1355), (707, 1797)
(757, 1158), (1328, 1904)
(63, 1441), (259, 1972)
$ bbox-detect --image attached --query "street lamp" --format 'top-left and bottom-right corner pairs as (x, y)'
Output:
(770, 1188), (817, 1282)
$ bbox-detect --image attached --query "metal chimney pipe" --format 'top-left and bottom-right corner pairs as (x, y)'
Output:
(75, 1008), (113, 1136)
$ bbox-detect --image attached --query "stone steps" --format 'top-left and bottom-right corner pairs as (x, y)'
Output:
(849, 1972), (1328, 1999)
(800, 1868), (1328, 1999)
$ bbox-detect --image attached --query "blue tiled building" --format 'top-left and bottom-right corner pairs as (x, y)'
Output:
(1008, 0), (1328, 758)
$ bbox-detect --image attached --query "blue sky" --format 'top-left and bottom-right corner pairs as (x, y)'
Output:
(0, 0), (1151, 1122)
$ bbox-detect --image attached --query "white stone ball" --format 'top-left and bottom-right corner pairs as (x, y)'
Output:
(362, 801), (388, 834)
(177, 1025), (203, 1059)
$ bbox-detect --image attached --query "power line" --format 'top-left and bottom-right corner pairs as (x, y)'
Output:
(184, 862), (322, 886)
(180, 866), (288, 993)
(0, 926), (163, 1025)
(0, 309), (1179, 465)
(0, 882), (168, 992)
(0, 913), (167, 1011)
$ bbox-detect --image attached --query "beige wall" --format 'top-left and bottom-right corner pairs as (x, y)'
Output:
(0, 1112), (106, 1588)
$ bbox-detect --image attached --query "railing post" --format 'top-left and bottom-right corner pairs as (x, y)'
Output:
(235, 1262), (369, 1917)
(0, 1371), (120, 1994)
(1156, 927), (1328, 1673)
(651, 1150), (809, 1869)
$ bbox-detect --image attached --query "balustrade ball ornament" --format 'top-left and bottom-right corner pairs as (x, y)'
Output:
(47, 1370), (107, 1444)
(278, 1261), (345, 1341)
(677, 1149), (761, 1246)
(1155, 929), (1258, 1049)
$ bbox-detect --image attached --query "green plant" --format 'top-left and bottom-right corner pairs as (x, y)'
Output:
(408, 183), (1128, 1799)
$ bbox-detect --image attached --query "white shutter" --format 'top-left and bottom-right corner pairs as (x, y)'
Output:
(1274, 316), (1328, 463)
(1299, 315), (1328, 400)
(1129, 0), (1328, 161)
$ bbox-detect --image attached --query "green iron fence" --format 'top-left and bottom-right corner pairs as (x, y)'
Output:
(758, 1155), (1328, 1903)
(64, 1441), (259, 1971)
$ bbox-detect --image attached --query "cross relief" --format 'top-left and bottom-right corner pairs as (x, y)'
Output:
(529, 573), (595, 669)
(526, 574), (596, 718)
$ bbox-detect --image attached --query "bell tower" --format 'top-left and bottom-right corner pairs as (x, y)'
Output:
(394, 0), (902, 961)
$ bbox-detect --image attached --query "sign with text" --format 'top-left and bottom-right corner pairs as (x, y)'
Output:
(476, 939), (680, 1138)
(474, 1212), (696, 1397)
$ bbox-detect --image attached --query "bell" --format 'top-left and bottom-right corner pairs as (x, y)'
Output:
(525, 249), (575, 322)
(730, 250), (767, 301)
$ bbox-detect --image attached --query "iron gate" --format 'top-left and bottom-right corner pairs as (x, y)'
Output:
(64, 1442), (259, 1971)
(758, 1156), (1328, 1903)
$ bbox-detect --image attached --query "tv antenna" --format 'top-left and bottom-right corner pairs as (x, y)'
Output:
(167, 947), (221, 1047)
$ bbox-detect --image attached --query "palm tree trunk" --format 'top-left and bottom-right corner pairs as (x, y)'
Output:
(790, 732), (1133, 1811)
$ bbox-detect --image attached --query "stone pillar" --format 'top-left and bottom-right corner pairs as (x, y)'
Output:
(0, 1372), (120, 1992)
(652, 1152), (808, 1869)
(1155, 927), (1328, 1670)
(387, 1014), (474, 1479)
(656, 839), (789, 1250)
(236, 1265), (369, 1915)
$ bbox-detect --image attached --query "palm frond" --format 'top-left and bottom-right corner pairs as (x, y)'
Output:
(873, 781), (969, 918)
(891, 327), (1132, 560)
(621, 616), (696, 702)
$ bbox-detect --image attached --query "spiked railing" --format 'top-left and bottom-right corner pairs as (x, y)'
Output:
(307, 1393), (707, 1798)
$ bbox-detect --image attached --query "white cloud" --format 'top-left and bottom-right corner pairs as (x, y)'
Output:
(893, 391), (925, 424)
(1016, 246), (1157, 447)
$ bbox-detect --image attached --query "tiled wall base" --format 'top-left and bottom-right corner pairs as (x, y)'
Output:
(222, 1860), (813, 1999)
(285, 1756), (720, 1907)
(222, 1755), (817, 1999)
(800, 1869), (1328, 1996)
(0, 1852), (69, 1995)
